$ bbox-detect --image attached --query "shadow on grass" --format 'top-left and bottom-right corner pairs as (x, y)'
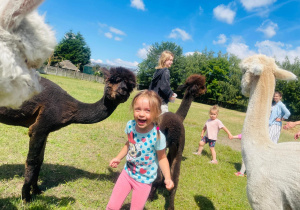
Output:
(0, 195), (75, 209)
(0, 163), (120, 192)
(228, 161), (242, 171)
(194, 195), (215, 210)
(147, 187), (171, 209)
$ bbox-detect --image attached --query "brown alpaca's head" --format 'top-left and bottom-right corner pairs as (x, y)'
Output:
(177, 74), (206, 97)
(102, 67), (136, 103)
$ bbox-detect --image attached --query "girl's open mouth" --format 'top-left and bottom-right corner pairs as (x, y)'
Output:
(138, 119), (146, 125)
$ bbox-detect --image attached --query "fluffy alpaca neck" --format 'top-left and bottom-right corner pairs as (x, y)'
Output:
(73, 96), (119, 124)
(242, 72), (274, 147)
(175, 92), (194, 121)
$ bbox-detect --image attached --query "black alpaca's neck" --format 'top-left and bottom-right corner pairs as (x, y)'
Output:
(74, 96), (120, 124)
(175, 92), (194, 121)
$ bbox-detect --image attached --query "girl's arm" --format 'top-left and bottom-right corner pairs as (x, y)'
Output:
(109, 141), (129, 168)
(222, 126), (233, 139)
(284, 121), (300, 130)
(157, 149), (174, 190)
(201, 126), (207, 138)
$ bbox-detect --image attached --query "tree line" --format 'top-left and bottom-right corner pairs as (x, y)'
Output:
(51, 31), (300, 120)
(137, 42), (300, 120)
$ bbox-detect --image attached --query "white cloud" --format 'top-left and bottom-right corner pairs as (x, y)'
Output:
(106, 58), (139, 68)
(255, 40), (300, 63)
(90, 59), (103, 64)
(184, 51), (201, 56)
(114, 37), (122, 41)
(213, 34), (227, 45)
(109, 27), (126, 36)
(257, 20), (278, 38)
(130, 0), (145, 11)
(168, 28), (192, 41)
(226, 36), (256, 59)
(98, 22), (126, 41)
(98, 22), (107, 28)
(199, 6), (204, 15)
(104, 32), (113, 39)
(137, 43), (150, 59)
(240, 0), (276, 11)
(226, 37), (300, 63)
(213, 4), (236, 24)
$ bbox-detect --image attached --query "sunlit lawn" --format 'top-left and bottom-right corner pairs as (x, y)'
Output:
(0, 74), (296, 209)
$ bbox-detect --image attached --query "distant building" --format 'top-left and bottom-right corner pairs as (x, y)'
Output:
(55, 60), (80, 72)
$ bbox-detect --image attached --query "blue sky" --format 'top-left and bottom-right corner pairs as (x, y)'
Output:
(38, 0), (300, 69)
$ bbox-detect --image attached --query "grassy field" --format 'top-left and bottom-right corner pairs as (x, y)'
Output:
(0, 74), (297, 209)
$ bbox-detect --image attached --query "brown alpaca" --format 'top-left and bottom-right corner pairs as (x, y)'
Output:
(149, 74), (206, 210)
(0, 67), (136, 202)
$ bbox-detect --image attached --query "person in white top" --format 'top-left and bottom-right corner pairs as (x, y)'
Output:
(193, 105), (233, 164)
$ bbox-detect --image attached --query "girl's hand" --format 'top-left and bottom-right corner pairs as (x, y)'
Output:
(164, 179), (174, 191)
(228, 134), (233, 140)
(294, 131), (300, 140)
(275, 118), (282, 122)
(109, 158), (121, 168)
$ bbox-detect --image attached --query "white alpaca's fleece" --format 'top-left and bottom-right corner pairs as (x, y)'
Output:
(0, 0), (56, 108)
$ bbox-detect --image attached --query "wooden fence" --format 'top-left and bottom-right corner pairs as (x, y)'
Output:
(41, 66), (104, 83)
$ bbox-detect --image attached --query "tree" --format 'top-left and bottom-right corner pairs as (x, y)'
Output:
(137, 42), (183, 89)
(276, 56), (300, 120)
(53, 30), (91, 71)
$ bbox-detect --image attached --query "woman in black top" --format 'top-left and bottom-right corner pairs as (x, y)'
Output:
(149, 50), (176, 113)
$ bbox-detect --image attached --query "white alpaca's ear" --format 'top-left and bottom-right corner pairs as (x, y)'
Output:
(240, 56), (263, 76)
(0, 0), (44, 30)
(274, 67), (297, 81)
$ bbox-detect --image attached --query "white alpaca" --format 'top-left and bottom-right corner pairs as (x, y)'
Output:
(0, 0), (56, 108)
(240, 54), (300, 210)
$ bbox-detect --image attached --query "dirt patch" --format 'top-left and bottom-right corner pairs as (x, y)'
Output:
(218, 137), (241, 151)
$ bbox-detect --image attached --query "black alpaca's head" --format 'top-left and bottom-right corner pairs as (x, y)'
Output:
(102, 67), (136, 103)
(177, 74), (206, 97)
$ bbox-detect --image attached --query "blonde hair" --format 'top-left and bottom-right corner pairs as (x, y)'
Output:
(131, 90), (162, 139)
(155, 50), (174, 69)
(209, 105), (219, 114)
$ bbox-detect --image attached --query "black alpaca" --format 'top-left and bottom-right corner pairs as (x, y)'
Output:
(149, 74), (206, 210)
(0, 67), (136, 202)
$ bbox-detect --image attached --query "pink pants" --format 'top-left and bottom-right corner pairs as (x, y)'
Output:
(106, 169), (152, 210)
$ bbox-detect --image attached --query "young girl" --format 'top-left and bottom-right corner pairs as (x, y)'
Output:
(269, 91), (290, 143)
(106, 90), (174, 210)
(149, 50), (177, 114)
(193, 105), (233, 164)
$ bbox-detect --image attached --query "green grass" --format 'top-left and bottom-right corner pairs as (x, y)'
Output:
(0, 74), (296, 209)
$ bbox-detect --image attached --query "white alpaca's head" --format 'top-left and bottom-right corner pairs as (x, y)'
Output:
(0, 0), (56, 108)
(240, 54), (297, 97)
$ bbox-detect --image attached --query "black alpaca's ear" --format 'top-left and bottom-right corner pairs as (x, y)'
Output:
(101, 67), (110, 79)
(177, 84), (187, 91)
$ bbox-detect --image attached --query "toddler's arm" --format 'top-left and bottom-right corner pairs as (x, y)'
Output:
(157, 149), (174, 190)
(284, 121), (300, 130)
(222, 126), (233, 139)
(294, 131), (300, 140)
(201, 126), (207, 139)
(109, 142), (129, 168)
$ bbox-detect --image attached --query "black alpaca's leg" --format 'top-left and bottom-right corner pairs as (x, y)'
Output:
(32, 139), (47, 195)
(167, 134), (185, 210)
(22, 130), (48, 202)
(148, 168), (163, 200)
